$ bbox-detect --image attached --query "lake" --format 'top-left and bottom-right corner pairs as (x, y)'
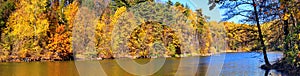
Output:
(0, 52), (284, 76)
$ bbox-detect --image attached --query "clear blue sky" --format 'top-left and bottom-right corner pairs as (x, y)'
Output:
(156, 0), (244, 23)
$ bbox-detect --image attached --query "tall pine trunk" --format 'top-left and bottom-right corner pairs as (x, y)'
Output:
(252, 0), (271, 66)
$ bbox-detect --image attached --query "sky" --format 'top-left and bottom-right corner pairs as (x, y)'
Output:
(156, 0), (223, 22)
(156, 0), (247, 23)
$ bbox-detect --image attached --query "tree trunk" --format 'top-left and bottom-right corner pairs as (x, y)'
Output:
(252, 0), (271, 66)
(283, 19), (289, 52)
(283, 8), (290, 57)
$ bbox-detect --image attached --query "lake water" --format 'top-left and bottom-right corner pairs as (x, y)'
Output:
(0, 52), (284, 76)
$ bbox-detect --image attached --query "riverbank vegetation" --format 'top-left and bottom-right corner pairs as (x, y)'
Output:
(0, 0), (255, 62)
(0, 1), (299, 75)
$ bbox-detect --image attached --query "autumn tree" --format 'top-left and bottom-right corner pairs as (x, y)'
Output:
(127, 21), (181, 58)
(111, 2), (196, 58)
(96, 6), (127, 59)
(0, 0), (15, 40)
(45, 0), (79, 60)
(109, 0), (154, 11)
(0, 0), (16, 60)
(5, 0), (49, 60)
(223, 22), (259, 51)
(192, 9), (211, 55)
(275, 0), (300, 67)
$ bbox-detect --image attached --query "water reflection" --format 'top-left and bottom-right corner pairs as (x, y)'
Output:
(0, 52), (285, 76)
(0, 62), (79, 76)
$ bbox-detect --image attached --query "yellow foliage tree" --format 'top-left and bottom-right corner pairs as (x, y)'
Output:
(6, 0), (49, 58)
(96, 6), (127, 58)
(64, 1), (79, 29)
(223, 22), (260, 51)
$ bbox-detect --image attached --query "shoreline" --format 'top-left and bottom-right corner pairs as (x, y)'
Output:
(0, 50), (280, 63)
(261, 58), (300, 75)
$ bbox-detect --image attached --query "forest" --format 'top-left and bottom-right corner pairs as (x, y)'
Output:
(0, 0), (299, 74)
(0, 0), (222, 61)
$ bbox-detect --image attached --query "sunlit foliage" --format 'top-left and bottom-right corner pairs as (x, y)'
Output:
(5, 0), (49, 60)
(96, 6), (127, 59)
(3, 0), (296, 62)
(127, 21), (181, 58)
(45, 0), (79, 61)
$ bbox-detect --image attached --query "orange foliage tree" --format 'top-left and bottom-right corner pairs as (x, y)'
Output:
(46, 1), (78, 60)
